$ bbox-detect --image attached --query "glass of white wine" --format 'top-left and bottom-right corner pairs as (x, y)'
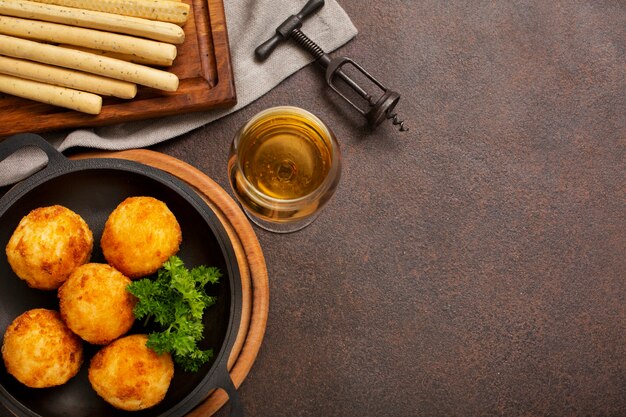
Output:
(228, 106), (341, 233)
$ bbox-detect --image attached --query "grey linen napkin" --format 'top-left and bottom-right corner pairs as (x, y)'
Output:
(0, 0), (357, 186)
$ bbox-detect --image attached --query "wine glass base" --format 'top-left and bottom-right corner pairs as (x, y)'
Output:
(241, 206), (320, 234)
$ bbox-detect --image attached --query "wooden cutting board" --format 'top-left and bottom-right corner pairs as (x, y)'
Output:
(0, 0), (236, 138)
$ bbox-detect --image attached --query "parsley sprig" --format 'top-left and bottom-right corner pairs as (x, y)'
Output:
(127, 256), (221, 372)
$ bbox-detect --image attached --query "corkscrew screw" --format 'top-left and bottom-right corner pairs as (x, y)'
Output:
(255, 0), (408, 132)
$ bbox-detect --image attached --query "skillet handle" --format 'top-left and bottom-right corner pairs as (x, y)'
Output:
(218, 370), (244, 417)
(0, 133), (67, 169)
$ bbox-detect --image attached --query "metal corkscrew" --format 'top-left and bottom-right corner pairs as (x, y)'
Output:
(255, 0), (408, 132)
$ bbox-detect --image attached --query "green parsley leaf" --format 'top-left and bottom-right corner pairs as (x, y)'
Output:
(127, 255), (221, 373)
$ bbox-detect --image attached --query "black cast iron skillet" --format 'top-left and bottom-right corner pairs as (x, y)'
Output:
(0, 134), (243, 417)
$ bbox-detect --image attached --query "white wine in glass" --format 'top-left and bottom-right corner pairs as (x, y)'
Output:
(228, 106), (341, 233)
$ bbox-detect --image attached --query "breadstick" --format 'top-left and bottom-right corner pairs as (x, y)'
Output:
(28, 0), (190, 24)
(0, 73), (102, 114)
(0, 15), (177, 63)
(0, 34), (179, 91)
(60, 44), (173, 67)
(0, 0), (185, 44)
(0, 56), (137, 99)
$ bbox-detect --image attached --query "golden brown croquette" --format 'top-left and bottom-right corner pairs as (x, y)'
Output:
(1, 309), (83, 388)
(100, 197), (181, 278)
(6, 205), (93, 290)
(58, 263), (136, 345)
(88, 334), (174, 411)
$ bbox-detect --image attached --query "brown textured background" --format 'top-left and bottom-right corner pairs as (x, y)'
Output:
(150, 1), (626, 415)
(16, 0), (626, 416)
(155, 1), (624, 416)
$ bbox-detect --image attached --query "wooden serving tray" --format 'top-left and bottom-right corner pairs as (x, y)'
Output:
(0, 0), (237, 138)
(74, 150), (269, 416)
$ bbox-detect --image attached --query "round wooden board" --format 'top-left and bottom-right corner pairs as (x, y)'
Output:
(72, 149), (269, 416)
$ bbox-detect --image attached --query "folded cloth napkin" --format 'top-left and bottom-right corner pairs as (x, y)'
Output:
(0, 0), (357, 186)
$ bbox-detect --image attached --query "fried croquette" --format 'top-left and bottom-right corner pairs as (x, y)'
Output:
(1, 309), (83, 388)
(6, 205), (93, 290)
(101, 196), (182, 278)
(88, 334), (174, 411)
(58, 263), (136, 345)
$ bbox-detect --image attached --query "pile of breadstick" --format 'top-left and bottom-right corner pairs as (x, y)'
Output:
(0, 0), (190, 114)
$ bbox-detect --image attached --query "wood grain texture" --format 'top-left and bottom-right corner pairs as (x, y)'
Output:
(72, 150), (268, 417)
(0, 0), (236, 138)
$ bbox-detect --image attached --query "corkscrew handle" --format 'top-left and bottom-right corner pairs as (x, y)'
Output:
(297, 0), (325, 18)
(255, 0), (325, 61)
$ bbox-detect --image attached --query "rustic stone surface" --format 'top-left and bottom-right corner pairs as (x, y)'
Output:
(2, 1), (618, 416)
